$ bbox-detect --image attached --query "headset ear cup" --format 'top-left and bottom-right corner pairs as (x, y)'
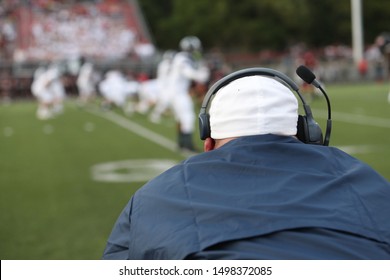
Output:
(297, 115), (309, 143)
(307, 119), (324, 145)
(297, 114), (324, 145)
(198, 113), (211, 140)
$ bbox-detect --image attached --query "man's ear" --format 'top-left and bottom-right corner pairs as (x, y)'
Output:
(204, 137), (215, 152)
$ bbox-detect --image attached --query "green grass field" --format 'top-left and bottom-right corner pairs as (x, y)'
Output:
(1, 81), (389, 260)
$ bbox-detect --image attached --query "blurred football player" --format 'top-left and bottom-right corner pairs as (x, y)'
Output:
(76, 57), (98, 106)
(31, 63), (66, 120)
(168, 36), (210, 151)
(98, 70), (139, 115)
(147, 50), (176, 122)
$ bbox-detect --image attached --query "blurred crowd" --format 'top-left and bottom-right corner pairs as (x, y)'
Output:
(25, 7), (137, 61)
(1, 0), (154, 62)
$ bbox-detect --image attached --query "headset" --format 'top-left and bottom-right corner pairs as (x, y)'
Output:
(198, 67), (332, 146)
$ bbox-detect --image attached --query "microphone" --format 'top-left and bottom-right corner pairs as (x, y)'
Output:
(296, 65), (321, 88)
(296, 65), (332, 146)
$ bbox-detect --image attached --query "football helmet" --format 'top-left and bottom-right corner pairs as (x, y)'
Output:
(179, 36), (202, 52)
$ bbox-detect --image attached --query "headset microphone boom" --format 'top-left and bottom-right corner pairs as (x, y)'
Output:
(296, 65), (332, 146)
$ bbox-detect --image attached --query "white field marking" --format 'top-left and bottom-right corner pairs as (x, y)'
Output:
(91, 159), (177, 183)
(86, 108), (178, 152)
(43, 124), (54, 135)
(336, 145), (378, 155)
(3, 126), (14, 137)
(83, 122), (95, 132)
(315, 109), (390, 129)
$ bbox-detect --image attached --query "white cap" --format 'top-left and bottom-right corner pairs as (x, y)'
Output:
(209, 76), (298, 139)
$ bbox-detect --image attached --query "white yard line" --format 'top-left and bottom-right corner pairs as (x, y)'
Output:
(336, 145), (379, 154)
(314, 109), (390, 129)
(85, 106), (388, 157)
(86, 108), (178, 152)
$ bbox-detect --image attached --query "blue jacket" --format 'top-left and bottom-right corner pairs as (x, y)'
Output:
(103, 134), (390, 259)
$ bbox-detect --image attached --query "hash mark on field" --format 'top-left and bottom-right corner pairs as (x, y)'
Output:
(3, 126), (14, 137)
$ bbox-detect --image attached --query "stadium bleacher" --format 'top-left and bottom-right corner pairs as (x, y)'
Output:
(0, 0), (154, 99)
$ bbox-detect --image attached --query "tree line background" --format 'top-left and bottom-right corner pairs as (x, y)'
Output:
(138, 0), (390, 52)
